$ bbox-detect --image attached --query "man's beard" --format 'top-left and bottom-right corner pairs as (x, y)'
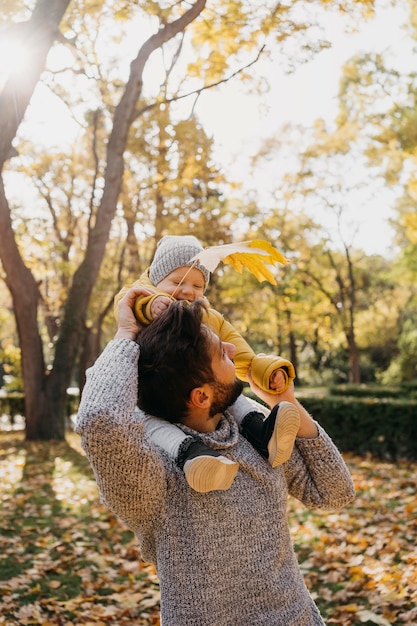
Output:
(209, 377), (244, 417)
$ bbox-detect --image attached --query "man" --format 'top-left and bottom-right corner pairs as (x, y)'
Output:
(76, 287), (355, 626)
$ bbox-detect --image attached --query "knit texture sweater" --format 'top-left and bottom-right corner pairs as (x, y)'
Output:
(76, 339), (356, 626)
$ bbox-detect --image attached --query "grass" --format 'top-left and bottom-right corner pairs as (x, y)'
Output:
(0, 430), (416, 625)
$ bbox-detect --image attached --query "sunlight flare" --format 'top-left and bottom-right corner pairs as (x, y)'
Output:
(0, 36), (32, 89)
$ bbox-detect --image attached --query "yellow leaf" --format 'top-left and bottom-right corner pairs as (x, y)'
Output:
(190, 239), (288, 285)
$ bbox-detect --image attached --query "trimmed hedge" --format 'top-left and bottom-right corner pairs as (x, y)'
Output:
(2, 389), (416, 460)
(297, 393), (417, 461)
(0, 392), (79, 420)
(0, 393), (25, 418)
(328, 383), (417, 400)
(245, 389), (417, 461)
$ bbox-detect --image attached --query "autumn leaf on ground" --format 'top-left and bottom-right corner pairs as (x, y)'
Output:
(288, 455), (417, 625)
(0, 432), (416, 625)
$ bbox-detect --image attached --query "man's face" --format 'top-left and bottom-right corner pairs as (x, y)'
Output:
(209, 332), (243, 417)
(209, 377), (244, 417)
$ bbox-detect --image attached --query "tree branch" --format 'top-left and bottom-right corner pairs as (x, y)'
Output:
(0, 0), (71, 167)
(135, 44), (266, 119)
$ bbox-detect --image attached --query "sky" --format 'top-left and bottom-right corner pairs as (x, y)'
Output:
(2, 2), (411, 256)
(194, 3), (410, 256)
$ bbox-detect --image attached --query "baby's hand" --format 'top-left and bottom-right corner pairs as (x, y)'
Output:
(151, 295), (172, 319)
(269, 369), (288, 393)
(248, 367), (295, 408)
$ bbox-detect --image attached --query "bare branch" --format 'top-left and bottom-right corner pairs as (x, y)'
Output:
(135, 44), (266, 119)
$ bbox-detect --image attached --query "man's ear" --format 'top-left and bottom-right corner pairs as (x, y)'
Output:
(188, 385), (212, 410)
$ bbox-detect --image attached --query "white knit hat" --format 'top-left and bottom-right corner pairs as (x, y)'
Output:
(149, 235), (210, 288)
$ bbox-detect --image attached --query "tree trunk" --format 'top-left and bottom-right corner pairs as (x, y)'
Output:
(0, 0), (72, 440)
(0, 0), (72, 165)
(347, 328), (361, 383)
(0, 0), (207, 439)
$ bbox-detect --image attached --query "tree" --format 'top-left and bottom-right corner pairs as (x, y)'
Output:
(0, 0), (209, 439)
(0, 0), (73, 439)
(333, 1), (417, 381)
(234, 117), (404, 384)
(0, 0), (379, 440)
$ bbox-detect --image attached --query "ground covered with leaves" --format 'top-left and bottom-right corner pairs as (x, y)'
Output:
(0, 431), (415, 626)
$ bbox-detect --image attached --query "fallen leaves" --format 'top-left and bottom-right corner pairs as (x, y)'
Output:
(0, 434), (416, 625)
(288, 454), (417, 625)
(0, 433), (160, 625)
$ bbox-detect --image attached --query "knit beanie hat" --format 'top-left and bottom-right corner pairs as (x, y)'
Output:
(149, 235), (210, 288)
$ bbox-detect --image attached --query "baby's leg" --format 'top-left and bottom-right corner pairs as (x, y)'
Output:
(229, 396), (299, 467)
(143, 415), (238, 493)
(240, 402), (300, 467)
(143, 415), (190, 458)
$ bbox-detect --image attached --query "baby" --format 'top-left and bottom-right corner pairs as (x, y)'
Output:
(115, 235), (299, 493)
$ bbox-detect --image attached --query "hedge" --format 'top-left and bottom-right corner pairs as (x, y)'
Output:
(328, 382), (417, 400)
(2, 390), (417, 460)
(297, 393), (417, 461)
(0, 392), (80, 421)
(245, 389), (417, 461)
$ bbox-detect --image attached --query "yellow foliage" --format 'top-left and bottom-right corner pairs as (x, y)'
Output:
(403, 212), (417, 244)
(407, 176), (417, 202)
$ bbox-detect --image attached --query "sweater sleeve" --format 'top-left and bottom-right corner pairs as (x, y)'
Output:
(205, 307), (295, 392)
(284, 425), (355, 510)
(205, 308), (255, 382)
(75, 339), (167, 534)
(114, 272), (176, 325)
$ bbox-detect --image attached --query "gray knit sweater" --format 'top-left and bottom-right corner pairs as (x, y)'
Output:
(76, 339), (355, 626)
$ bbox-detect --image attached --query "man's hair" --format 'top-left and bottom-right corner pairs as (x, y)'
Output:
(137, 300), (216, 423)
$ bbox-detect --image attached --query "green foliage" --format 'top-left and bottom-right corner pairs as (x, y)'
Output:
(378, 318), (417, 384)
(297, 392), (417, 461)
(0, 343), (22, 392)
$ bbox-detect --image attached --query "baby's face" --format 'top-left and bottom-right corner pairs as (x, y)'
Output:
(157, 266), (205, 301)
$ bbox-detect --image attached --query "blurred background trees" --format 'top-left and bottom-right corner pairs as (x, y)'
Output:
(1, 0), (416, 440)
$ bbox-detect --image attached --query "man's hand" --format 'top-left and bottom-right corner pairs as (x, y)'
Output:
(114, 287), (153, 341)
(150, 295), (173, 319)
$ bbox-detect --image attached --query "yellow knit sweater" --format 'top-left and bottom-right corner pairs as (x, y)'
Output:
(114, 270), (295, 393)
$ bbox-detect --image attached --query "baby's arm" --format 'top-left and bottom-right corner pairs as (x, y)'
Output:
(251, 353), (295, 394)
(114, 274), (158, 325)
(206, 307), (295, 393)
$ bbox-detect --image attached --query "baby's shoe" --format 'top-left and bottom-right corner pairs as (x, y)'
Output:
(179, 441), (238, 493)
(241, 401), (300, 467)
